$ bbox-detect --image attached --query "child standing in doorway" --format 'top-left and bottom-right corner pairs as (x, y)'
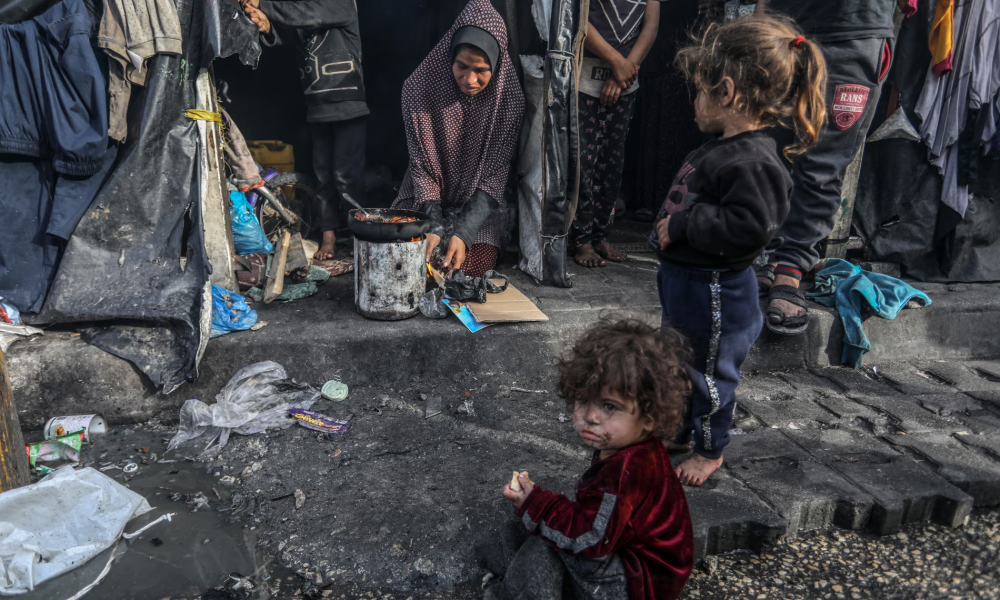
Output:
(572, 0), (660, 268)
(651, 16), (828, 485)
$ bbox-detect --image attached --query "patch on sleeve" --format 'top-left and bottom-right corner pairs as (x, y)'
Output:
(831, 84), (870, 131)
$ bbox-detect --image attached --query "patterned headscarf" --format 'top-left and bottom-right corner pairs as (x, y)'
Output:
(393, 0), (525, 247)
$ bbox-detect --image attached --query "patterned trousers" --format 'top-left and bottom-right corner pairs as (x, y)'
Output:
(572, 92), (637, 248)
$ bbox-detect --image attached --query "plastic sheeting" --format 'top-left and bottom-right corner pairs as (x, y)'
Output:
(167, 361), (320, 459)
(32, 0), (261, 393)
(0, 467), (152, 594)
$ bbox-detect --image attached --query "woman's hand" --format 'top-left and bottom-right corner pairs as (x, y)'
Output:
(425, 233), (442, 262)
(244, 4), (271, 34)
(600, 78), (623, 107)
(444, 236), (467, 270)
(502, 473), (536, 511)
(656, 215), (672, 250)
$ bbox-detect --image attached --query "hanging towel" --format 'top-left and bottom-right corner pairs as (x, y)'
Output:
(806, 259), (931, 369)
(929, 0), (954, 76)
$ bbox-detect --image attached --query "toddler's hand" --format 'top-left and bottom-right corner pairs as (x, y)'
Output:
(656, 215), (672, 249)
(502, 473), (535, 511)
(244, 5), (271, 34)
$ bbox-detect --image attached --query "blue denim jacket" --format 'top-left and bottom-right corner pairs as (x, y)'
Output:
(0, 0), (108, 176)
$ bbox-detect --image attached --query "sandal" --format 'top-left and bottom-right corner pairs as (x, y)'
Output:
(632, 208), (655, 223)
(756, 263), (775, 296)
(765, 284), (809, 336)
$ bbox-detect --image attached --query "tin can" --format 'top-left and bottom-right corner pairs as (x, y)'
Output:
(44, 414), (107, 443)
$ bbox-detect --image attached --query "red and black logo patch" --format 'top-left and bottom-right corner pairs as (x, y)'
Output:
(831, 84), (870, 131)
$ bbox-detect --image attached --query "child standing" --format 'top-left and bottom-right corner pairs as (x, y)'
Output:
(479, 319), (694, 600)
(651, 16), (828, 486)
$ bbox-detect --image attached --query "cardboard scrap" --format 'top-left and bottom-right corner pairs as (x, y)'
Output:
(468, 281), (548, 323)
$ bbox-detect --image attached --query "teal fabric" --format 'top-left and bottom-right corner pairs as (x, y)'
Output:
(807, 259), (931, 368)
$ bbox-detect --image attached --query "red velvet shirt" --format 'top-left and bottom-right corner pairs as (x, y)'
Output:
(518, 437), (694, 600)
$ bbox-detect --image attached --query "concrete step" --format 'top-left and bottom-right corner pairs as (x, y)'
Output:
(7, 260), (1000, 428)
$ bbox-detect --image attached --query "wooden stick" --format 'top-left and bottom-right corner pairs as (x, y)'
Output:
(0, 348), (30, 492)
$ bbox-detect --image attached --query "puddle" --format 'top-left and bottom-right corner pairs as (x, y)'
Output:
(18, 428), (297, 600)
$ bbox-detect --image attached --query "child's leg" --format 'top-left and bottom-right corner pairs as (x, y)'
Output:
(659, 265), (763, 484)
(560, 552), (629, 600)
(485, 536), (568, 600)
(588, 93), (637, 263)
(573, 95), (610, 268)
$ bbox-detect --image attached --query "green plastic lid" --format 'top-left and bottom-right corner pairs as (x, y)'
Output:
(322, 380), (349, 401)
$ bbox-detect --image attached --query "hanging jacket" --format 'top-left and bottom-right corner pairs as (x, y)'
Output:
(0, 0), (108, 176)
(260, 0), (368, 123)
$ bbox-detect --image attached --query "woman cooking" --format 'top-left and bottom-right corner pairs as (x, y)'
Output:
(391, 0), (525, 277)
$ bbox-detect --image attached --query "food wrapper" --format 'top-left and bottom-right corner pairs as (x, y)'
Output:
(25, 430), (85, 474)
(288, 407), (351, 434)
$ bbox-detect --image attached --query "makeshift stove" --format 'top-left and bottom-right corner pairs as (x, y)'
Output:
(354, 235), (426, 320)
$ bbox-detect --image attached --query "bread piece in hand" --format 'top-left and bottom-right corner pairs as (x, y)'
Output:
(509, 470), (529, 491)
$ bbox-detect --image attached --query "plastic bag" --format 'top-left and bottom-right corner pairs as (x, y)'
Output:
(444, 270), (509, 303)
(230, 190), (274, 255)
(0, 467), (151, 594)
(166, 361), (320, 459)
(419, 288), (449, 318)
(210, 285), (258, 338)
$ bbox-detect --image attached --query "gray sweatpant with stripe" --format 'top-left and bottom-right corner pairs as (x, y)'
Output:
(477, 518), (628, 600)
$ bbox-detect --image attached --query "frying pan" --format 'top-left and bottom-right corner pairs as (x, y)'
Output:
(348, 208), (430, 241)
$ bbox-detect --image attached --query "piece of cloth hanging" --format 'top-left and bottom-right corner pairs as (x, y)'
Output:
(807, 259), (931, 369)
(98, 0), (183, 141)
(391, 0), (525, 252)
(915, 0), (1000, 218)
(929, 0), (954, 76)
(0, 0), (108, 176)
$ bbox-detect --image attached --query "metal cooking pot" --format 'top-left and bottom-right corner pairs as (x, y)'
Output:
(348, 208), (430, 242)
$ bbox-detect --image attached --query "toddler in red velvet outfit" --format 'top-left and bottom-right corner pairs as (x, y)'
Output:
(478, 319), (694, 600)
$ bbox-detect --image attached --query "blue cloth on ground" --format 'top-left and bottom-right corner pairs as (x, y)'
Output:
(806, 259), (931, 368)
(210, 285), (258, 338)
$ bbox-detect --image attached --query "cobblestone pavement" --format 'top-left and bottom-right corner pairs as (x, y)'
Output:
(688, 359), (1000, 558)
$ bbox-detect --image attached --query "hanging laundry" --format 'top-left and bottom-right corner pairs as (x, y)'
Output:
(915, 0), (1000, 218)
(0, 0), (108, 175)
(97, 0), (183, 141)
(929, 0), (954, 76)
(0, 0), (116, 314)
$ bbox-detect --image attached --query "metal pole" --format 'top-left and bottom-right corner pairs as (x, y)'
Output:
(0, 348), (30, 492)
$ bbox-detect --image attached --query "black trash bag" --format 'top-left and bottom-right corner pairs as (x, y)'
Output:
(419, 288), (449, 319)
(444, 270), (509, 303)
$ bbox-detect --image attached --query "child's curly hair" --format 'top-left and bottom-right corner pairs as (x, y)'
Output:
(557, 318), (690, 440)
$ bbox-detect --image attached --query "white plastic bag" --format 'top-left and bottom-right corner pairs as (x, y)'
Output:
(0, 467), (151, 594)
(167, 361), (320, 458)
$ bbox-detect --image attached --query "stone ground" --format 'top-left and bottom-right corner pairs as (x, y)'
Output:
(9, 244), (1000, 599)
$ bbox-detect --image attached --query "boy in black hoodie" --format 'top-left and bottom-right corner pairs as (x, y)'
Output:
(244, 0), (368, 260)
(650, 16), (827, 486)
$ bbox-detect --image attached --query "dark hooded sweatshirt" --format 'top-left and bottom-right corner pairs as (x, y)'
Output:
(260, 0), (368, 122)
(649, 130), (792, 271)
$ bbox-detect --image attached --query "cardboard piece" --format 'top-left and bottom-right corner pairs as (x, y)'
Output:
(468, 281), (549, 323)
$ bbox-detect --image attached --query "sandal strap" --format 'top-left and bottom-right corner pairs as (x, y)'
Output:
(766, 305), (808, 328)
(768, 284), (808, 308)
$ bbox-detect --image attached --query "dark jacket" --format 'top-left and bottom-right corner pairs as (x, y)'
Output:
(650, 130), (792, 271)
(0, 0), (108, 176)
(260, 0), (368, 122)
(765, 0), (897, 42)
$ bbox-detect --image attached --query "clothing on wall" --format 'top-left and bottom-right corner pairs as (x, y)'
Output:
(929, 0), (954, 76)
(98, 0), (183, 141)
(915, 0), (1000, 218)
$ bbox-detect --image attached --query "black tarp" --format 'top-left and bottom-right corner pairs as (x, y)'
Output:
(854, 0), (1000, 282)
(31, 0), (260, 392)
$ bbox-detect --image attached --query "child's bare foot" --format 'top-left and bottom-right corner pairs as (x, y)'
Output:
(315, 230), (336, 261)
(663, 440), (693, 454)
(676, 454), (723, 486)
(575, 244), (606, 268)
(594, 241), (627, 262)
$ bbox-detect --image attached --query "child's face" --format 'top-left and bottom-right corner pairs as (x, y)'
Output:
(573, 387), (655, 456)
(694, 89), (726, 134)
